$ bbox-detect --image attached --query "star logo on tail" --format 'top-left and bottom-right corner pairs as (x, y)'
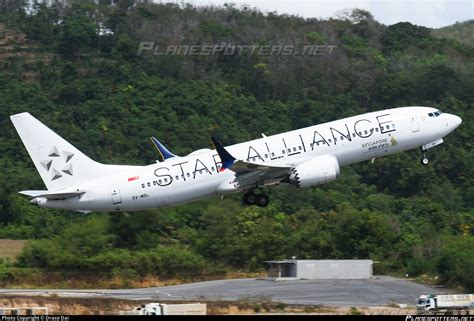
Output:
(40, 146), (75, 180)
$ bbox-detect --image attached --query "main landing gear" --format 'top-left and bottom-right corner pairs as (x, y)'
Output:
(420, 147), (429, 166)
(243, 188), (269, 207)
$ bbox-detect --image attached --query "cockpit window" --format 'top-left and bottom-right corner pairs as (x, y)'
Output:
(428, 110), (443, 117)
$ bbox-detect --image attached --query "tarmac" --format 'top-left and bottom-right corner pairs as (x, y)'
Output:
(0, 276), (443, 307)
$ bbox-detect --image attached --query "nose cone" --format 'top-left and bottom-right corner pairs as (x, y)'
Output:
(447, 114), (462, 129)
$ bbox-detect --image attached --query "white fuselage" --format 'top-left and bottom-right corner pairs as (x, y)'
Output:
(38, 106), (462, 212)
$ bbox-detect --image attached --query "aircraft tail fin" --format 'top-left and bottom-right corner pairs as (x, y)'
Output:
(10, 112), (105, 191)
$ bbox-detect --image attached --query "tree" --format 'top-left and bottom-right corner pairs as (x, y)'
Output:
(382, 22), (431, 53)
(59, 11), (96, 58)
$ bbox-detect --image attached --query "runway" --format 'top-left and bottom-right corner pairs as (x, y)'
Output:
(0, 276), (442, 307)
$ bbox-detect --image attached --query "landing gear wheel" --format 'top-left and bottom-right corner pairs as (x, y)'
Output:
(420, 147), (429, 166)
(255, 194), (270, 208)
(243, 191), (257, 206)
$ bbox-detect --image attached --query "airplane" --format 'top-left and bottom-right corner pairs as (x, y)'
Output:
(10, 106), (461, 212)
(150, 136), (178, 162)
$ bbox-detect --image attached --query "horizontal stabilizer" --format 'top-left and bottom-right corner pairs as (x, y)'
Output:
(20, 190), (85, 200)
(151, 137), (178, 161)
(19, 190), (46, 197)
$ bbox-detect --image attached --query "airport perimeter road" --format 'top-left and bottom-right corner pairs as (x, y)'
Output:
(0, 276), (442, 307)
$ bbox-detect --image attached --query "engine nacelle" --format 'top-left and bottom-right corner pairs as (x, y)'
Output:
(288, 155), (340, 188)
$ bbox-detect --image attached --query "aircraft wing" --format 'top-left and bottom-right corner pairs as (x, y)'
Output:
(211, 137), (292, 188)
(230, 160), (291, 175)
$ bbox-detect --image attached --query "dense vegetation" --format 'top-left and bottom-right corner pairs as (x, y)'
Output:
(0, 1), (472, 290)
(433, 20), (474, 46)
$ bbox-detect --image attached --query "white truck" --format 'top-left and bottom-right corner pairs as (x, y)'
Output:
(121, 303), (207, 315)
(416, 294), (474, 315)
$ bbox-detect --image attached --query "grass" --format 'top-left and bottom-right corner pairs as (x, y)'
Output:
(0, 269), (266, 289)
(0, 239), (26, 262)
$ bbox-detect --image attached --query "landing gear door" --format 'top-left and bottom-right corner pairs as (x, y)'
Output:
(410, 116), (420, 132)
(110, 185), (122, 205)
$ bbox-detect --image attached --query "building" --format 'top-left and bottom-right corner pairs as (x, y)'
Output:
(265, 259), (373, 280)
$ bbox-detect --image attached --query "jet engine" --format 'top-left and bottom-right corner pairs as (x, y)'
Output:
(287, 155), (340, 188)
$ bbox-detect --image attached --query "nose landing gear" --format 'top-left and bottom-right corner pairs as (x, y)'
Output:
(420, 147), (429, 165)
(243, 188), (269, 207)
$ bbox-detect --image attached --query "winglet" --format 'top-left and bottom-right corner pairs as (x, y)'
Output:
(210, 136), (236, 172)
(151, 137), (177, 161)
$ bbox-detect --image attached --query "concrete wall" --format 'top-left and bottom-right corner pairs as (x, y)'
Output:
(296, 260), (372, 279)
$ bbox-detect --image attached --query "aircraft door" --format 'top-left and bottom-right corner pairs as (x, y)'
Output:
(110, 185), (122, 205)
(410, 116), (420, 132)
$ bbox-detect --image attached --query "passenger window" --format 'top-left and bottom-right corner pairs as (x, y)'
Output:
(434, 112), (440, 116)
(428, 113), (434, 117)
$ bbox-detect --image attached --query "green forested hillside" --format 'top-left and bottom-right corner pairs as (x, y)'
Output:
(433, 20), (474, 46)
(0, 2), (473, 290)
